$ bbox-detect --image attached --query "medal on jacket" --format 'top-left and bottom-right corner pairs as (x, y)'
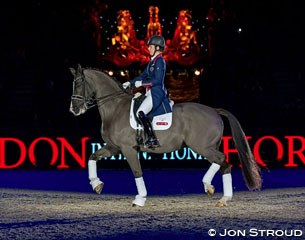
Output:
(149, 61), (154, 72)
(149, 54), (161, 72)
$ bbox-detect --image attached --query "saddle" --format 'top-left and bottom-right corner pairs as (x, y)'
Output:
(129, 93), (173, 131)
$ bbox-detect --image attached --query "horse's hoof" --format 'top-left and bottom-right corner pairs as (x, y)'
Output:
(203, 183), (215, 197)
(216, 200), (227, 207)
(207, 185), (215, 197)
(216, 196), (232, 207)
(132, 200), (145, 207)
(94, 182), (104, 194)
(132, 196), (146, 207)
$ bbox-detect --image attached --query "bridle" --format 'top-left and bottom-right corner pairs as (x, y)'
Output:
(70, 71), (127, 114)
(71, 74), (96, 112)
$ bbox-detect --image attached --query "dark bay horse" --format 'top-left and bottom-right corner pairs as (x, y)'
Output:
(69, 65), (261, 207)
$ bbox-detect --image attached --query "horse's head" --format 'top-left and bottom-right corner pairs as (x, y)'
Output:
(69, 65), (132, 116)
(69, 65), (95, 116)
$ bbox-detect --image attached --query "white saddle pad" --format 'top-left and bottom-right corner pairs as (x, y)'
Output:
(129, 94), (173, 130)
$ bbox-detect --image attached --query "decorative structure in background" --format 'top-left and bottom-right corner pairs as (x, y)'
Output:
(98, 6), (203, 102)
(103, 7), (201, 67)
(164, 10), (200, 65)
(146, 6), (162, 40)
(84, 2), (214, 102)
(103, 10), (149, 66)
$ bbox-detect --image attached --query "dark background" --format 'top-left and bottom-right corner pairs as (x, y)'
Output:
(0, 0), (304, 168)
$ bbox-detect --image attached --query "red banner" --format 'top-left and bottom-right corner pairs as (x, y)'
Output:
(0, 136), (304, 169)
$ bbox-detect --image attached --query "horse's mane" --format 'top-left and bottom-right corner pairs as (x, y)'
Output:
(83, 67), (132, 95)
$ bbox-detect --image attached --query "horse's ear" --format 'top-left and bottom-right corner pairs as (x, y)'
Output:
(76, 64), (82, 75)
(69, 68), (76, 77)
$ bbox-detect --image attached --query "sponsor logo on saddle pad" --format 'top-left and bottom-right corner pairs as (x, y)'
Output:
(129, 96), (172, 130)
(156, 122), (168, 125)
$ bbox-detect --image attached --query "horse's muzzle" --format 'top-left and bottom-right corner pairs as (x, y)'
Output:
(69, 102), (85, 116)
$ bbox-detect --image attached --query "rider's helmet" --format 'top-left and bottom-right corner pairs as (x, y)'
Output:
(147, 35), (165, 51)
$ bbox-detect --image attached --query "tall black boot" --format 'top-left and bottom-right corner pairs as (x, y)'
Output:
(138, 111), (160, 148)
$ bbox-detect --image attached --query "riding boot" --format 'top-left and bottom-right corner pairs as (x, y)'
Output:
(138, 111), (160, 148)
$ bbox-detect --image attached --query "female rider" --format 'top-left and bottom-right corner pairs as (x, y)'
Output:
(123, 35), (172, 148)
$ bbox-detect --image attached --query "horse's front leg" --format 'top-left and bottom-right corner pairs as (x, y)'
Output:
(121, 147), (147, 207)
(88, 144), (120, 194)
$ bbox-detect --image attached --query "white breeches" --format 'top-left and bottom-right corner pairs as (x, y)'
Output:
(136, 90), (153, 116)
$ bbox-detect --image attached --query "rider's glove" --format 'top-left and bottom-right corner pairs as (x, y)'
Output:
(122, 81), (130, 89)
(135, 81), (142, 88)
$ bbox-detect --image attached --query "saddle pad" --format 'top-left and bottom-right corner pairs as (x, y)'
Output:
(129, 95), (172, 130)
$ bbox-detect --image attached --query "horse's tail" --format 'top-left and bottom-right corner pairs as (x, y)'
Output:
(215, 108), (262, 191)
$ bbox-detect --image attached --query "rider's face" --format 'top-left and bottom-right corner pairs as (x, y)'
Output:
(148, 45), (155, 56)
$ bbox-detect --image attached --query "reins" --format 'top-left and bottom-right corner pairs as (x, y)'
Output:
(96, 91), (127, 106)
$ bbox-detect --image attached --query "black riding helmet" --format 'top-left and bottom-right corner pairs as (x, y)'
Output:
(147, 35), (165, 52)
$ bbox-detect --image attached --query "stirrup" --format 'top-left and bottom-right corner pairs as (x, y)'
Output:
(144, 138), (160, 149)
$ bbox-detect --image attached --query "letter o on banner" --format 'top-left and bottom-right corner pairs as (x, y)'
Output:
(28, 137), (59, 168)
(253, 136), (283, 167)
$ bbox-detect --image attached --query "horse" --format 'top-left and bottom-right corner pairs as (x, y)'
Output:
(69, 65), (262, 207)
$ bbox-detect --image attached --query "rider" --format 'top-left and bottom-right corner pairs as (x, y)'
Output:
(123, 35), (172, 148)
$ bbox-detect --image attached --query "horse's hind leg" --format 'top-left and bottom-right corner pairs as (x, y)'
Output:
(202, 148), (223, 197)
(88, 144), (120, 194)
(201, 148), (233, 206)
(202, 163), (220, 196)
(216, 161), (233, 207)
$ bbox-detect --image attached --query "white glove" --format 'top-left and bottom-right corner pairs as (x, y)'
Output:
(135, 81), (142, 88)
(122, 81), (130, 89)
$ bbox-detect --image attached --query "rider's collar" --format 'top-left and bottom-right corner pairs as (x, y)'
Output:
(150, 53), (162, 62)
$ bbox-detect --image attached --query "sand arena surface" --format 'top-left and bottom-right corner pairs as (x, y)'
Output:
(0, 188), (304, 239)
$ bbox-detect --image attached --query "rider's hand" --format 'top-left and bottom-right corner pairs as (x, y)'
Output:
(122, 81), (130, 89)
(135, 81), (142, 88)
